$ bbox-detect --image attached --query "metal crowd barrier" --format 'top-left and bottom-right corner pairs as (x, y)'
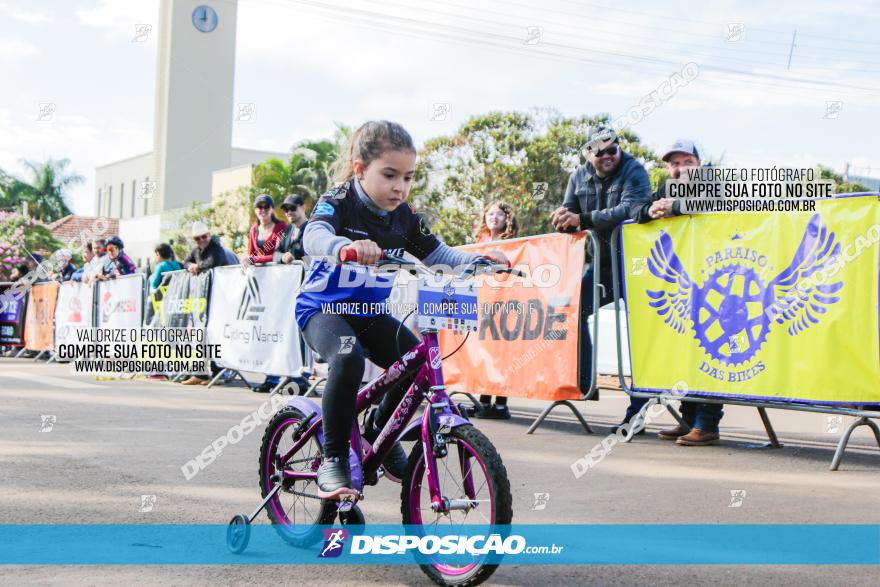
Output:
(609, 224), (880, 471)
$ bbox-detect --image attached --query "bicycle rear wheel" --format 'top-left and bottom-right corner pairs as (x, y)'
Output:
(400, 424), (513, 587)
(259, 406), (335, 546)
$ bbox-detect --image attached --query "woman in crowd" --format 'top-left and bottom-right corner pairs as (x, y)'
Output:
(151, 243), (182, 291)
(470, 200), (519, 419)
(244, 194), (288, 393)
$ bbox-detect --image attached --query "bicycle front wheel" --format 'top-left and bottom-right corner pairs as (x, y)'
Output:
(400, 424), (513, 587)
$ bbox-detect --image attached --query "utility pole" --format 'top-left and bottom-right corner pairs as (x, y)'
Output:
(844, 162), (850, 185)
(787, 29), (797, 70)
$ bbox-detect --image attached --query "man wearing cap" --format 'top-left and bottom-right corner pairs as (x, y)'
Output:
(97, 236), (136, 280)
(183, 222), (229, 276)
(274, 194), (308, 263)
(635, 139), (725, 446)
(181, 222), (230, 386)
(635, 138), (700, 223)
(550, 124), (653, 433)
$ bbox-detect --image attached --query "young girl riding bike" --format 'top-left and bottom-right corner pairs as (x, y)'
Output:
(296, 120), (509, 498)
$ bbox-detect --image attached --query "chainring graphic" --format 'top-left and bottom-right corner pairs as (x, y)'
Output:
(691, 264), (773, 366)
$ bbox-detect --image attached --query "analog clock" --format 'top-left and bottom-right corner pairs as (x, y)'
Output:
(192, 5), (218, 33)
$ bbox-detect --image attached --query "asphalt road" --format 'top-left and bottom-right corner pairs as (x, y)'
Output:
(1, 358), (878, 586)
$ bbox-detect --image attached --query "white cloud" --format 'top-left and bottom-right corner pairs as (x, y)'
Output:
(0, 38), (39, 64)
(0, 2), (52, 25)
(76, 0), (159, 40)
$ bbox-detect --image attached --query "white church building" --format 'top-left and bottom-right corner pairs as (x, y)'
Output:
(94, 0), (284, 263)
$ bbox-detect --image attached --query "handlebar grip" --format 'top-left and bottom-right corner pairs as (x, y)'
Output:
(482, 255), (511, 268)
(339, 246), (384, 264)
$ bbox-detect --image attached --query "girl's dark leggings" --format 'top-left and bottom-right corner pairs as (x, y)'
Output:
(301, 312), (420, 459)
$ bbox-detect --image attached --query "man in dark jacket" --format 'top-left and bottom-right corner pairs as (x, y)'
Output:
(550, 125), (652, 432)
(273, 194), (308, 263)
(183, 222), (229, 275)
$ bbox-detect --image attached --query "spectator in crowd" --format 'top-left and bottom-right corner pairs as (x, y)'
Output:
(467, 201), (519, 419)
(97, 236), (136, 280)
(637, 139), (724, 446)
(550, 124), (653, 434)
(81, 239), (108, 285)
(271, 194), (313, 394)
(474, 200), (519, 243)
(183, 222), (228, 276)
(243, 194), (287, 393)
(242, 194), (286, 269)
(70, 243), (94, 282)
(51, 249), (76, 281)
(150, 243), (182, 291)
(635, 138), (697, 223)
(9, 263), (29, 282)
(274, 194), (308, 263)
(181, 222), (230, 386)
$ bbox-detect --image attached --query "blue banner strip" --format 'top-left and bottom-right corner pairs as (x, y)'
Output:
(0, 525), (878, 565)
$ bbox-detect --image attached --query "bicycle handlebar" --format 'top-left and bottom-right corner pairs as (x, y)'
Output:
(338, 247), (525, 278)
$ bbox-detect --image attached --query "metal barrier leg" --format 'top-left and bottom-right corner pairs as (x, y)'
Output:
(205, 369), (226, 389)
(270, 377), (287, 395)
(33, 350), (47, 361)
(662, 399), (692, 431)
(830, 417), (880, 471)
(304, 377), (325, 398)
(449, 391), (481, 409)
(757, 407), (783, 448)
(15, 347), (27, 358)
(525, 400), (593, 435)
(46, 352), (57, 364)
(231, 370), (252, 390)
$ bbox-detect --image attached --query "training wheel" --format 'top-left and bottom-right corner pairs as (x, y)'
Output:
(226, 514), (251, 554)
(338, 503), (365, 526)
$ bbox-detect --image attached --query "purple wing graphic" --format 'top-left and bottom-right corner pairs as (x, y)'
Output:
(769, 214), (843, 336)
(646, 232), (693, 334)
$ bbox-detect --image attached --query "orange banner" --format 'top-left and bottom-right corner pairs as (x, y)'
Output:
(440, 232), (586, 401)
(24, 281), (59, 352)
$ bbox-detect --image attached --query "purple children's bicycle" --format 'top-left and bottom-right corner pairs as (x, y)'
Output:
(227, 253), (523, 586)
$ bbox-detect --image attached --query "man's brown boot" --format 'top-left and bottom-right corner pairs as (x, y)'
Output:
(658, 425), (690, 440)
(676, 428), (720, 446)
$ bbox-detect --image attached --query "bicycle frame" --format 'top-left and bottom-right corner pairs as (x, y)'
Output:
(277, 328), (472, 512)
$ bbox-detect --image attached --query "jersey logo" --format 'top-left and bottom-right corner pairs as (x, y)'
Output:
(314, 202), (336, 217)
(327, 185), (348, 200)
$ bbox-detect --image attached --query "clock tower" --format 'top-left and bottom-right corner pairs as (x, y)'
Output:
(151, 0), (237, 214)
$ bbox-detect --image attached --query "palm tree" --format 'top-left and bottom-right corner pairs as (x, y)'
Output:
(253, 139), (339, 207)
(13, 159), (83, 222)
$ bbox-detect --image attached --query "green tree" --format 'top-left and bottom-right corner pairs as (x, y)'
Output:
(0, 211), (64, 279)
(253, 138), (341, 207)
(816, 165), (870, 194)
(1, 159), (83, 223)
(411, 109), (659, 245)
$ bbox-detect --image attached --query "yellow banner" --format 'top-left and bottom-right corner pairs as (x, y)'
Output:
(622, 196), (880, 405)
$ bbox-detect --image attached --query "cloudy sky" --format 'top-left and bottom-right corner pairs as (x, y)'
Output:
(2, 0), (879, 215)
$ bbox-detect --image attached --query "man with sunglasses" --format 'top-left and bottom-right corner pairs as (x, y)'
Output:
(550, 124), (653, 433)
(181, 222), (230, 386)
(273, 194), (308, 264)
(183, 222), (229, 276)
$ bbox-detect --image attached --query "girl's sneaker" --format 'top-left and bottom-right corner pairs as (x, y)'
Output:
(316, 456), (355, 499)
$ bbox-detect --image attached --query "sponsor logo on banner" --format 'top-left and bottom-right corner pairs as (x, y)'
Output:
(100, 291), (137, 323)
(236, 274), (265, 321)
(645, 213), (843, 384)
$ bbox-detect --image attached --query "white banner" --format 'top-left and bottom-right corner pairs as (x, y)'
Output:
(96, 274), (144, 330)
(54, 281), (95, 350)
(207, 264), (304, 377)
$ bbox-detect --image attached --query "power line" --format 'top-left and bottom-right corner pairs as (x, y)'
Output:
(270, 0), (880, 96)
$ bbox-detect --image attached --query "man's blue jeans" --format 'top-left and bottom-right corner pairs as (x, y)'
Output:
(581, 264), (648, 417)
(679, 400), (724, 433)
